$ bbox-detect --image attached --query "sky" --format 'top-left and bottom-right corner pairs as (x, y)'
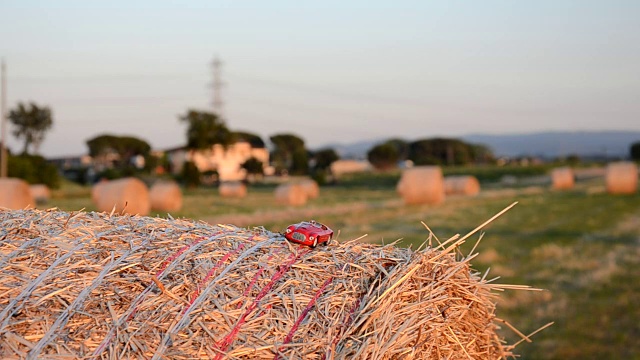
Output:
(1, 0), (639, 157)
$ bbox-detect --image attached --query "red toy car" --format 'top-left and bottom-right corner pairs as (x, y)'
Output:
(284, 220), (333, 248)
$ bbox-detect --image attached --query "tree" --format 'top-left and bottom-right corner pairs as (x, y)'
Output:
(407, 138), (493, 166)
(9, 102), (53, 154)
(384, 138), (409, 161)
(179, 110), (234, 150)
(233, 131), (266, 148)
(631, 141), (640, 161)
(291, 148), (309, 175)
(8, 153), (60, 189)
(367, 143), (400, 170)
(241, 157), (264, 177)
(269, 133), (308, 175)
(86, 134), (151, 170)
(469, 144), (495, 164)
(312, 148), (339, 171)
(181, 161), (201, 188)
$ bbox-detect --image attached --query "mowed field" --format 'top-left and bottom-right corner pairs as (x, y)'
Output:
(47, 170), (640, 359)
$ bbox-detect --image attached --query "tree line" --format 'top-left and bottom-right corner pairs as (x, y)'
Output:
(367, 138), (495, 170)
(3, 100), (640, 188)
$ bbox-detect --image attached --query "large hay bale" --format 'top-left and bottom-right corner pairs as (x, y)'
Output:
(297, 178), (320, 199)
(0, 178), (34, 210)
(92, 177), (151, 215)
(444, 175), (481, 196)
(396, 166), (445, 205)
(29, 184), (51, 204)
(0, 208), (534, 359)
(150, 180), (183, 212)
(275, 183), (307, 206)
(606, 161), (638, 194)
(219, 181), (247, 198)
(551, 167), (574, 190)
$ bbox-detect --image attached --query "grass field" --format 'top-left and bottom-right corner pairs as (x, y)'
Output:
(47, 171), (640, 359)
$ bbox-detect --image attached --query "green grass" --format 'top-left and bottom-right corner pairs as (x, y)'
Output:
(44, 173), (640, 359)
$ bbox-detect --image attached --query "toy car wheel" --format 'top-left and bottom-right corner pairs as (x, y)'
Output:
(321, 239), (329, 246)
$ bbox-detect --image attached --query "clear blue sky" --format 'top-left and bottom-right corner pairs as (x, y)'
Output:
(1, 0), (639, 157)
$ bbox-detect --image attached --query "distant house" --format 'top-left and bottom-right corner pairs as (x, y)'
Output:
(48, 155), (93, 170)
(165, 141), (270, 181)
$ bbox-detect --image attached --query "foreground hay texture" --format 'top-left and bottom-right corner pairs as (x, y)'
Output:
(0, 209), (531, 359)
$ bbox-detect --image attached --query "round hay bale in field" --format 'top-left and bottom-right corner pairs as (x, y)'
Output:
(444, 175), (481, 196)
(150, 180), (183, 212)
(219, 181), (247, 198)
(550, 167), (575, 190)
(0, 208), (537, 359)
(396, 166), (445, 205)
(91, 179), (109, 204)
(0, 178), (34, 210)
(275, 183), (307, 206)
(92, 177), (150, 215)
(297, 178), (320, 199)
(606, 161), (638, 194)
(29, 184), (51, 204)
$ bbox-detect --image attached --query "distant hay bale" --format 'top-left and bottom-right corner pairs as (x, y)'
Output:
(396, 166), (445, 205)
(551, 167), (575, 190)
(444, 175), (481, 196)
(91, 179), (109, 204)
(297, 178), (320, 199)
(330, 159), (371, 176)
(219, 181), (247, 198)
(275, 183), (307, 206)
(92, 177), (150, 215)
(0, 178), (34, 210)
(150, 180), (183, 212)
(0, 208), (535, 359)
(606, 161), (638, 194)
(30, 184), (51, 204)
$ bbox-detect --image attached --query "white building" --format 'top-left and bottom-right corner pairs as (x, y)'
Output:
(166, 141), (270, 181)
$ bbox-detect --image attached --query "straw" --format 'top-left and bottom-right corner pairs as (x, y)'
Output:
(0, 207), (545, 359)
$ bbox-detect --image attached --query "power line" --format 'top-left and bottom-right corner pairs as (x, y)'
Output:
(10, 73), (202, 83)
(226, 71), (432, 108)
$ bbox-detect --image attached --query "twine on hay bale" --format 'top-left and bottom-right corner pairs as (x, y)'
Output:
(0, 178), (34, 210)
(444, 175), (481, 196)
(92, 177), (151, 215)
(550, 167), (574, 190)
(275, 183), (307, 206)
(150, 180), (183, 212)
(397, 166), (445, 205)
(219, 181), (248, 198)
(605, 161), (638, 195)
(0, 205), (547, 359)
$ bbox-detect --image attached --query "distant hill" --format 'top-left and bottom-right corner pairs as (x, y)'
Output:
(463, 131), (640, 158)
(317, 131), (640, 159)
